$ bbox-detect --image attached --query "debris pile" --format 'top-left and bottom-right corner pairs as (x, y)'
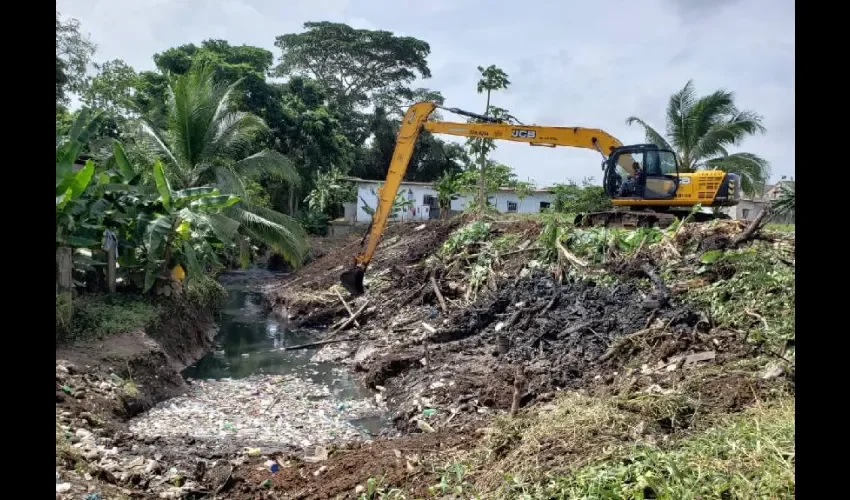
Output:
(130, 374), (386, 446)
(270, 217), (794, 435)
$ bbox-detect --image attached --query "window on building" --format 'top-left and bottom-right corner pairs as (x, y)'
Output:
(507, 201), (518, 213)
(742, 208), (750, 219)
(539, 201), (551, 212)
(423, 194), (438, 208)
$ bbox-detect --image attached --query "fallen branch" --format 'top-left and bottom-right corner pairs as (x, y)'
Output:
(732, 207), (772, 247)
(556, 320), (596, 340)
(745, 308), (770, 330)
(599, 325), (666, 362)
(556, 240), (588, 268)
(430, 275), (448, 313)
(498, 246), (543, 258)
(510, 366), (527, 417)
(330, 300), (370, 333)
(334, 287), (360, 328)
(284, 337), (353, 350)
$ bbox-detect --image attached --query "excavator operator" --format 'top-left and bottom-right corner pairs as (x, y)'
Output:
(620, 162), (646, 198)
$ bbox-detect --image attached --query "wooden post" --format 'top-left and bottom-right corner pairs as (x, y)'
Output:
(107, 246), (117, 293)
(56, 246), (73, 326)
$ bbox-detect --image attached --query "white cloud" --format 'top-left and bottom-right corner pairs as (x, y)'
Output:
(58, 0), (794, 183)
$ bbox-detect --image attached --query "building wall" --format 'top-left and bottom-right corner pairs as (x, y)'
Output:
(451, 192), (554, 213)
(722, 199), (795, 224)
(354, 182), (437, 223)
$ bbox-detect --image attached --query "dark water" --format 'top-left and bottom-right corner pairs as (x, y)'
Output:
(182, 269), (383, 433)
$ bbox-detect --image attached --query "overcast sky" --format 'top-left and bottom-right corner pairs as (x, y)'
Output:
(58, 0), (794, 186)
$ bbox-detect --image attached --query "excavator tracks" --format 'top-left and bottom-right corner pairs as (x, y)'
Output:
(574, 210), (730, 229)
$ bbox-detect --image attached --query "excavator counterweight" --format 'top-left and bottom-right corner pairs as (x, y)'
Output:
(339, 101), (741, 295)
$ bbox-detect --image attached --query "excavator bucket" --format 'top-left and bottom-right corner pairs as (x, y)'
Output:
(340, 267), (365, 296)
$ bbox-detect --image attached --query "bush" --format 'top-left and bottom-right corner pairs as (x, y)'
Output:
(298, 210), (330, 236)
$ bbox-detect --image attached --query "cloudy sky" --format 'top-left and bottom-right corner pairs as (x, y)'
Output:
(58, 0), (794, 186)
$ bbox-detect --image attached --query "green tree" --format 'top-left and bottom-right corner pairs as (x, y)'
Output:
(514, 180), (535, 205)
(273, 22), (432, 147)
(549, 178), (611, 215)
(471, 65), (511, 212)
(273, 22), (432, 110)
(626, 80), (769, 195)
(354, 105), (467, 182)
(434, 171), (461, 216)
(305, 168), (356, 217)
(139, 64), (308, 266)
(56, 11), (97, 104)
(457, 160), (517, 208)
(83, 59), (141, 116)
(148, 42), (355, 214)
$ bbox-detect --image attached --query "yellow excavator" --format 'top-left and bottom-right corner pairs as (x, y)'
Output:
(340, 102), (741, 296)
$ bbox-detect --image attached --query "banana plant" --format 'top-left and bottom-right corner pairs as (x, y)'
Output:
(56, 108), (104, 247)
(143, 159), (241, 291)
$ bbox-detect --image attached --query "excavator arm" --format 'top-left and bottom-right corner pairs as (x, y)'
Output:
(340, 101), (629, 296)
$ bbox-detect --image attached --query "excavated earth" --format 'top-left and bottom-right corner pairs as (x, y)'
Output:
(56, 218), (790, 499)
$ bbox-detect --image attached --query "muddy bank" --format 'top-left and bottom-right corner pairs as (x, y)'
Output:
(56, 298), (219, 418)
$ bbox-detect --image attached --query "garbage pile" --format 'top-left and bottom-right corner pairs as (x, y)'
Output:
(129, 374), (386, 447)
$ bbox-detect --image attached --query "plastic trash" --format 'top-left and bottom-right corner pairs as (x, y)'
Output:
(264, 460), (279, 473)
(422, 408), (437, 418)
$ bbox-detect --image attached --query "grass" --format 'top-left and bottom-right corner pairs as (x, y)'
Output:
(56, 274), (226, 343)
(473, 392), (651, 493)
(64, 293), (163, 341)
(764, 223), (795, 233)
(502, 399), (795, 499)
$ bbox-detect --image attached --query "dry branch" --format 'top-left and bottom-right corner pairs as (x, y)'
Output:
(430, 275), (448, 313)
(330, 300), (370, 333)
(556, 240), (588, 268)
(334, 287), (360, 328)
(732, 207), (772, 247)
(283, 337), (352, 350)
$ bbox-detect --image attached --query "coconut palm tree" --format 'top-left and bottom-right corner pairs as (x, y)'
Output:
(626, 80), (770, 195)
(139, 64), (308, 266)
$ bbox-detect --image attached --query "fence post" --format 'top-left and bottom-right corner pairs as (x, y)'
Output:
(107, 246), (117, 293)
(56, 246), (73, 327)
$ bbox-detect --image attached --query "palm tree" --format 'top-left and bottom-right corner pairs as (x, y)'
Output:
(772, 181), (795, 215)
(139, 64), (308, 265)
(626, 80), (770, 195)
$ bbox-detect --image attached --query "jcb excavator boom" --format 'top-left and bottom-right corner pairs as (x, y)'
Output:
(341, 101), (624, 295)
(340, 101), (740, 296)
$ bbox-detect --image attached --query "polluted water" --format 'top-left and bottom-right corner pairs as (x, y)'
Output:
(129, 269), (387, 447)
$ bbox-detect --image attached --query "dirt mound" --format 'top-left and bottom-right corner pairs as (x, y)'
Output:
(361, 268), (708, 429)
(222, 430), (476, 499)
(269, 218), (466, 325)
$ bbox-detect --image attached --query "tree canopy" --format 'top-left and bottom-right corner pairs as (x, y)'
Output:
(273, 22), (431, 110)
(56, 11), (96, 104)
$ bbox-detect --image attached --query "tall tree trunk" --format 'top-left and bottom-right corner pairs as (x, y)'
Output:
(478, 91), (491, 213)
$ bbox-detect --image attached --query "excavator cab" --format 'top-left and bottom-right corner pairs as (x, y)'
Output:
(604, 144), (680, 201)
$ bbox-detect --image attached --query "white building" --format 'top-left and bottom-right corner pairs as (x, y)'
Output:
(452, 188), (553, 214)
(342, 177), (554, 224)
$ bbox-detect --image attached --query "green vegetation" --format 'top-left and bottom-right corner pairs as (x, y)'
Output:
(501, 399), (794, 499)
(686, 243), (795, 352)
(66, 294), (163, 341)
